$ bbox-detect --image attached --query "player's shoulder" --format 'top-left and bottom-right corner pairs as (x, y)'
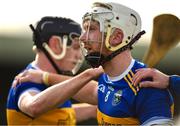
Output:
(15, 82), (46, 92)
(133, 59), (147, 69)
(14, 63), (46, 92)
(137, 87), (173, 104)
(138, 87), (170, 96)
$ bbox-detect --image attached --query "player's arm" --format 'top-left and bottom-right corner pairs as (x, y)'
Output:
(72, 103), (97, 122)
(18, 68), (102, 117)
(14, 67), (102, 104)
(13, 69), (72, 87)
(72, 80), (98, 105)
(47, 70), (99, 105)
(44, 70), (98, 104)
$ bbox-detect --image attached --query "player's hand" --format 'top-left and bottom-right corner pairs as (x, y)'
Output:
(132, 68), (169, 89)
(12, 69), (44, 87)
(86, 66), (104, 79)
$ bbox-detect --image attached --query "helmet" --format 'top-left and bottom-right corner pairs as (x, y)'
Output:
(83, 2), (142, 51)
(31, 16), (82, 60)
(81, 2), (145, 68)
(32, 16), (81, 49)
(30, 16), (83, 75)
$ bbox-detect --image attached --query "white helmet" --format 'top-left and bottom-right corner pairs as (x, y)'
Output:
(83, 2), (142, 51)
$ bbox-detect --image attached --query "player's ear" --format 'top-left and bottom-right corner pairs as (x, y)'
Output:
(109, 28), (124, 46)
(48, 36), (62, 54)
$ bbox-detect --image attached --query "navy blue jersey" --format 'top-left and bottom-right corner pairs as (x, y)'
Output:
(97, 59), (174, 125)
(7, 63), (76, 125)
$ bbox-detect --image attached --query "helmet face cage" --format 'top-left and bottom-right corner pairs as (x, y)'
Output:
(69, 32), (81, 47)
(80, 9), (108, 56)
(82, 2), (142, 52)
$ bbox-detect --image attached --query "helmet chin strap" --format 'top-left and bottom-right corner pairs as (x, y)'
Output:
(43, 36), (76, 76)
(41, 46), (74, 75)
(46, 50), (74, 75)
(104, 30), (146, 62)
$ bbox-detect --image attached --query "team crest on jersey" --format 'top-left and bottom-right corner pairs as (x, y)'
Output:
(112, 90), (122, 106)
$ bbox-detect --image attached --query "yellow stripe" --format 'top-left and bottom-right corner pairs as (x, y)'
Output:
(127, 73), (133, 82)
(129, 70), (140, 92)
(129, 70), (135, 76)
(124, 76), (137, 95)
(97, 109), (139, 125)
(171, 103), (174, 117)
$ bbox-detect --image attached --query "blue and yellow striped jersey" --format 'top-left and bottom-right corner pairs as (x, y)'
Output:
(7, 63), (76, 125)
(97, 59), (174, 125)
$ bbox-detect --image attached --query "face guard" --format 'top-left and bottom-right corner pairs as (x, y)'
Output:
(68, 33), (84, 75)
(80, 2), (145, 67)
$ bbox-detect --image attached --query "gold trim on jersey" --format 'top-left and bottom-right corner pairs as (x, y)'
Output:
(7, 108), (76, 125)
(171, 103), (174, 117)
(97, 109), (139, 125)
(124, 70), (137, 95)
(129, 70), (135, 77)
